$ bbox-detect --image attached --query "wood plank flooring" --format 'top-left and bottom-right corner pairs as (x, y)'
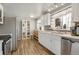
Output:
(11, 39), (54, 55)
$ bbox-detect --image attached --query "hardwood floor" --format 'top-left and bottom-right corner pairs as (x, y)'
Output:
(11, 39), (54, 55)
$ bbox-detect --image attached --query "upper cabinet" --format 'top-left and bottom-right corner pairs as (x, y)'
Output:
(0, 4), (3, 24)
(37, 13), (51, 31)
(42, 13), (51, 25)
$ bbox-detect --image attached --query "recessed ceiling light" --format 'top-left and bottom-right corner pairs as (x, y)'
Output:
(30, 15), (34, 18)
(48, 9), (51, 12)
(61, 3), (64, 5)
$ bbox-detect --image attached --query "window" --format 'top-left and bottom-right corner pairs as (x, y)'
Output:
(51, 7), (72, 30)
(62, 12), (72, 30)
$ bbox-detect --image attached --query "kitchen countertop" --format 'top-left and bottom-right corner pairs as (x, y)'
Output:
(39, 30), (79, 41)
(0, 34), (11, 42)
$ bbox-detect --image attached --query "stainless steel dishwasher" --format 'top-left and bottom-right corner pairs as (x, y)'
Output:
(61, 37), (72, 55)
(61, 37), (79, 55)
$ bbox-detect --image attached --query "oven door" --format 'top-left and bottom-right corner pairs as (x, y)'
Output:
(4, 39), (11, 55)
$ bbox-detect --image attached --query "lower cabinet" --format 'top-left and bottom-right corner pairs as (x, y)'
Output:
(38, 32), (48, 48)
(38, 32), (62, 55)
(71, 42), (79, 55)
(50, 35), (61, 55)
(39, 31), (79, 55)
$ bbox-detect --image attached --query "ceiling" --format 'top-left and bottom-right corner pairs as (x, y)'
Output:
(2, 3), (71, 18)
(2, 3), (43, 18)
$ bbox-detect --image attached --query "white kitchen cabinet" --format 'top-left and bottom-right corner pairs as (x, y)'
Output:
(71, 42), (79, 55)
(0, 4), (3, 24)
(50, 35), (61, 55)
(38, 32), (51, 50)
(37, 16), (43, 30)
(42, 13), (50, 25)
(0, 40), (3, 55)
(37, 13), (50, 31)
(38, 32), (48, 47)
(38, 31), (62, 55)
(43, 33), (51, 50)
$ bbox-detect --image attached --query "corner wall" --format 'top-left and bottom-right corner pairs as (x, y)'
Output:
(0, 17), (16, 50)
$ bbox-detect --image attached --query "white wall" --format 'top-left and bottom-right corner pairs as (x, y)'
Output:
(16, 17), (22, 40)
(0, 17), (17, 50)
(72, 3), (79, 26)
(2, 3), (41, 36)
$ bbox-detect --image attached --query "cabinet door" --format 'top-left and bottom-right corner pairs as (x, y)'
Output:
(43, 33), (51, 50)
(38, 32), (47, 46)
(42, 13), (50, 25)
(38, 32), (51, 50)
(44, 14), (48, 25)
(71, 43), (79, 55)
(51, 35), (61, 55)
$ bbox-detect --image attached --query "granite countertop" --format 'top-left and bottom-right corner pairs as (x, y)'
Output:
(39, 30), (79, 40)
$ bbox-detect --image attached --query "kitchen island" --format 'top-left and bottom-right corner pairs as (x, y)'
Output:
(38, 30), (79, 55)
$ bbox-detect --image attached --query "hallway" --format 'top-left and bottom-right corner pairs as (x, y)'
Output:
(12, 39), (54, 55)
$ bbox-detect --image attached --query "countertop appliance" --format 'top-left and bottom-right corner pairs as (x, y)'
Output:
(70, 27), (76, 36)
(71, 22), (79, 36)
(75, 22), (79, 36)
